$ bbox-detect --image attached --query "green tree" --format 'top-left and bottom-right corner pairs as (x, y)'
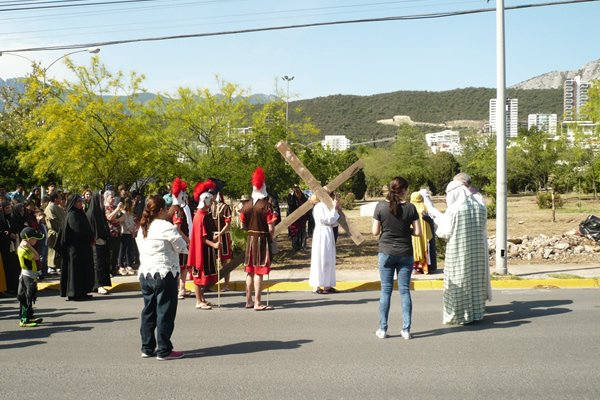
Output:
(0, 83), (40, 187)
(391, 124), (431, 189)
(147, 80), (251, 194)
(459, 131), (496, 193)
(508, 126), (567, 193)
(428, 151), (460, 195)
(18, 57), (150, 190)
(362, 147), (394, 196)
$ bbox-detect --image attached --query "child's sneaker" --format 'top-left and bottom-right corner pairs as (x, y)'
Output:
(19, 320), (38, 327)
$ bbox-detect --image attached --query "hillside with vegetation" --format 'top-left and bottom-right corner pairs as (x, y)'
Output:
(289, 87), (563, 142)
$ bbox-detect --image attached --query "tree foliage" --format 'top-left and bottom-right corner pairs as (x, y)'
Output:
(18, 57), (150, 190)
(4, 57), (598, 202)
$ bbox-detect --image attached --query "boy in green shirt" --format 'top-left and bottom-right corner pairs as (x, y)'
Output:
(17, 227), (45, 327)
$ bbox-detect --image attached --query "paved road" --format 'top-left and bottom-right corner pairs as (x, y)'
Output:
(1, 288), (599, 400)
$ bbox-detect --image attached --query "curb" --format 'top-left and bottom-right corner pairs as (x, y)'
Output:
(37, 278), (600, 293)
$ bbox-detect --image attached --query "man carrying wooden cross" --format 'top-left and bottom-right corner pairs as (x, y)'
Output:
(202, 145), (365, 292)
(239, 167), (277, 311)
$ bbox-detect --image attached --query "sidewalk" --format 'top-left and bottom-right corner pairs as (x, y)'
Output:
(37, 262), (600, 293)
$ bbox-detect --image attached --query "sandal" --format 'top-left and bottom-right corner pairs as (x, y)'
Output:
(195, 302), (212, 310)
(245, 303), (254, 309)
(177, 293), (185, 300)
(324, 287), (339, 294)
(313, 288), (325, 294)
(254, 304), (274, 311)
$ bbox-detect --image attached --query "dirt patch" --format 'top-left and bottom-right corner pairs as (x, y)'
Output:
(270, 195), (600, 271)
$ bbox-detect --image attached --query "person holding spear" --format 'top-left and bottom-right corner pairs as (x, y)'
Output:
(239, 167), (277, 311)
(188, 180), (220, 310)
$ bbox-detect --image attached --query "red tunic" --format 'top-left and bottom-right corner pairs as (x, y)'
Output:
(188, 209), (217, 286)
(239, 198), (277, 275)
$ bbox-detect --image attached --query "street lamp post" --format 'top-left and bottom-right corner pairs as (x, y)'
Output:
(282, 75), (294, 133)
(0, 47), (101, 84)
(0, 48), (100, 200)
(495, 0), (508, 275)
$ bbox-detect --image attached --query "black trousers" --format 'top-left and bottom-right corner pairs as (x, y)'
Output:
(17, 274), (37, 322)
(108, 235), (120, 272)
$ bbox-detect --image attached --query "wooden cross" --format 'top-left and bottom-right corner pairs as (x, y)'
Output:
(275, 141), (364, 245)
(204, 141), (365, 289)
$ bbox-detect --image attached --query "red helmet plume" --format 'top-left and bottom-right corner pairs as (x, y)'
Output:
(251, 166), (265, 190)
(193, 180), (217, 202)
(172, 177), (187, 198)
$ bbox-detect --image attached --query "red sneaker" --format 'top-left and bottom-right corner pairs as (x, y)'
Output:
(156, 351), (184, 361)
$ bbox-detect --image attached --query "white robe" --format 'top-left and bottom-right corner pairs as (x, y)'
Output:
(309, 202), (340, 288)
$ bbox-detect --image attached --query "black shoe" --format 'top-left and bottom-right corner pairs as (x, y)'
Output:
(71, 294), (93, 301)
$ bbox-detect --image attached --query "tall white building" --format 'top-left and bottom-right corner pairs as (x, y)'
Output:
(425, 130), (461, 156)
(564, 75), (591, 121)
(527, 113), (558, 135)
(489, 98), (519, 138)
(321, 135), (351, 151)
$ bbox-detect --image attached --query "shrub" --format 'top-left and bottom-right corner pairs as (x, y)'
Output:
(435, 237), (446, 261)
(536, 191), (564, 209)
(340, 192), (356, 210)
(487, 202), (496, 219)
(229, 223), (248, 256)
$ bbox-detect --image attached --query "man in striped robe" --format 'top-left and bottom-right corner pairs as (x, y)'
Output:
(438, 173), (492, 325)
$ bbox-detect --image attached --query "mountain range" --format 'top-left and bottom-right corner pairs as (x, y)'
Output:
(510, 59), (600, 90)
(2, 59), (598, 142)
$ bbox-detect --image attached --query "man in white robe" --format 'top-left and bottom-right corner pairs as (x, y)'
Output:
(436, 173), (491, 325)
(308, 195), (340, 293)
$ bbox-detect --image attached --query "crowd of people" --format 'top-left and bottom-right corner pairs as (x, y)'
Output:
(1, 169), (491, 358)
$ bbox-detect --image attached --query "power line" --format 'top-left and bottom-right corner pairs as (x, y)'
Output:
(1, 0), (598, 53)
(0, 0), (468, 23)
(0, 0), (480, 38)
(0, 0), (161, 12)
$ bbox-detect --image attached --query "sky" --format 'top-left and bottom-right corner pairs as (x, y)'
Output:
(0, 0), (599, 100)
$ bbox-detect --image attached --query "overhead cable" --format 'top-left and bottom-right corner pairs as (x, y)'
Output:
(1, 0), (598, 53)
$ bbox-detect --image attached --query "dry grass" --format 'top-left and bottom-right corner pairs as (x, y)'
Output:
(270, 194), (600, 271)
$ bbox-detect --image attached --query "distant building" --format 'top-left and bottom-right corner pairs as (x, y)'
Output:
(425, 129), (461, 156)
(489, 98), (519, 138)
(562, 121), (599, 141)
(564, 75), (591, 121)
(321, 135), (351, 151)
(527, 113), (558, 135)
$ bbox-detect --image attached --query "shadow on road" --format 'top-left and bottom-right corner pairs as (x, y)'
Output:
(183, 339), (312, 358)
(413, 299), (573, 338)
(269, 295), (378, 309)
(0, 316), (137, 349)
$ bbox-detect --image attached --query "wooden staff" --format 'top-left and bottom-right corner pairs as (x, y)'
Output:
(216, 202), (222, 309)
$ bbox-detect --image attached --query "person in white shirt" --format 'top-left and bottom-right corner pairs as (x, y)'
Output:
(136, 195), (188, 361)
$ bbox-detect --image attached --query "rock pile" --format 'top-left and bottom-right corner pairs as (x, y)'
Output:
(488, 231), (600, 261)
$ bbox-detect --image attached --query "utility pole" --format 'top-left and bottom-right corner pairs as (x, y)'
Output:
(495, 0), (508, 275)
(282, 75), (294, 134)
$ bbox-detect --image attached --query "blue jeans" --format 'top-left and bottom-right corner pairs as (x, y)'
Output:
(378, 253), (414, 332)
(139, 272), (179, 357)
